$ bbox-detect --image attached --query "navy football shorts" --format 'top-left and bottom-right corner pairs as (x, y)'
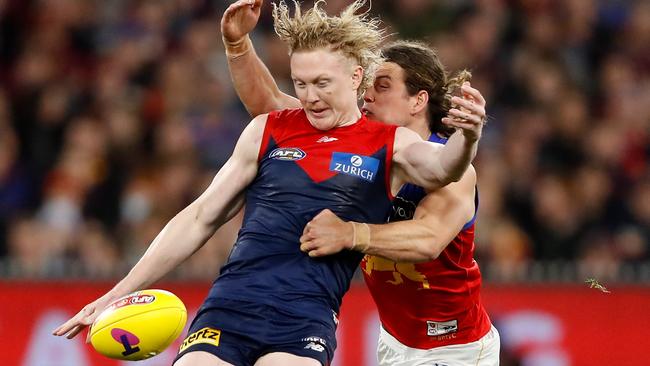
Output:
(173, 298), (337, 366)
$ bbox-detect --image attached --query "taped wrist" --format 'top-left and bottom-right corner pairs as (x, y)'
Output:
(223, 35), (251, 59)
(350, 222), (371, 253)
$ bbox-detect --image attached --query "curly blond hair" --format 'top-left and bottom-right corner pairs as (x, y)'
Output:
(272, 0), (385, 96)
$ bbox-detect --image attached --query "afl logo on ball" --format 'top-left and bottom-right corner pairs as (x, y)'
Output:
(111, 294), (156, 309)
(269, 148), (307, 161)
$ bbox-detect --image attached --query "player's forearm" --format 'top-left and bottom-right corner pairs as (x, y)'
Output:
(436, 129), (478, 184)
(106, 204), (219, 301)
(225, 35), (292, 116)
(352, 220), (446, 263)
(396, 128), (476, 191)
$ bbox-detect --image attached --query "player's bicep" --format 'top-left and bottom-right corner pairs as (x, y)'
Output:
(391, 127), (445, 191)
(413, 166), (476, 247)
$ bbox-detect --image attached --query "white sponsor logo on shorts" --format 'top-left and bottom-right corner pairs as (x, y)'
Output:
(301, 336), (327, 345)
(304, 342), (325, 352)
(426, 320), (458, 336)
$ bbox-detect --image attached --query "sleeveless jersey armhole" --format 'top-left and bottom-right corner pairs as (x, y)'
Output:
(257, 112), (277, 162)
(383, 125), (398, 201)
(462, 186), (479, 230)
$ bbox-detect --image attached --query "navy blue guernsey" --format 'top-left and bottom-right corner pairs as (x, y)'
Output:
(205, 109), (397, 317)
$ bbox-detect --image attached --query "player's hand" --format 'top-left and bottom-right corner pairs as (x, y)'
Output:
(221, 0), (263, 44)
(442, 82), (486, 142)
(300, 209), (353, 257)
(52, 297), (112, 343)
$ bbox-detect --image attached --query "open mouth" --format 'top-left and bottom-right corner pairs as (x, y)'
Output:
(310, 108), (328, 117)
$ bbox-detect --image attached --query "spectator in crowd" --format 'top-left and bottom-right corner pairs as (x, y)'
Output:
(0, 0), (647, 281)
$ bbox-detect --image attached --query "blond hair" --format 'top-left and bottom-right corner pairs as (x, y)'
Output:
(272, 0), (385, 96)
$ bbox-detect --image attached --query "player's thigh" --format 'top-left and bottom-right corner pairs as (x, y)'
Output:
(254, 352), (322, 366)
(476, 325), (500, 366)
(377, 336), (405, 366)
(174, 350), (235, 366)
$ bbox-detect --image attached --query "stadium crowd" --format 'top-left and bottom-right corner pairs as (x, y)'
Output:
(0, 0), (648, 281)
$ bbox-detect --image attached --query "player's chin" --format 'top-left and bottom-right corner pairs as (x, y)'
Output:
(308, 115), (336, 131)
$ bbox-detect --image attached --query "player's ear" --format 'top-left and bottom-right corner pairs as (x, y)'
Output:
(411, 90), (429, 115)
(351, 65), (364, 91)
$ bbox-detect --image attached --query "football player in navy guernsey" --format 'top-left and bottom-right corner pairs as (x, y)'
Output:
(53, 1), (485, 366)
(221, 1), (499, 365)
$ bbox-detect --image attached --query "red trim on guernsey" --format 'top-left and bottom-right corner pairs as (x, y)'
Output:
(380, 121), (396, 201)
(262, 109), (397, 187)
(257, 112), (275, 162)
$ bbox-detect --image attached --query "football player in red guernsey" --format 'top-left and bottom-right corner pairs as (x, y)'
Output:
(221, 1), (499, 365)
(55, 2), (484, 366)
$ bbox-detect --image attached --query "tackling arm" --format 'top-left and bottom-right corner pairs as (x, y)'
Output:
(300, 166), (476, 262)
(391, 127), (478, 192)
(391, 82), (486, 192)
(360, 166), (476, 261)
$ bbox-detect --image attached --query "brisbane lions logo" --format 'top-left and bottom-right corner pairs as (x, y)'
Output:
(362, 255), (430, 290)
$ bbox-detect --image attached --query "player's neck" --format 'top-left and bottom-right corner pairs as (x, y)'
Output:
(305, 107), (361, 131)
(336, 108), (363, 127)
(404, 118), (430, 140)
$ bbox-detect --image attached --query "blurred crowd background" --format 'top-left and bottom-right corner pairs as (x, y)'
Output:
(0, 0), (648, 282)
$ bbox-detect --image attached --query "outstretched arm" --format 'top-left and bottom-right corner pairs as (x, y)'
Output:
(300, 166), (476, 262)
(391, 82), (485, 192)
(222, 0), (300, 116)
(52, 114), (268, 340)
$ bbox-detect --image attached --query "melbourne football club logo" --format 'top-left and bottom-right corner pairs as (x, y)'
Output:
(329, 152), (380, 182)
(269, 147), (306, 161)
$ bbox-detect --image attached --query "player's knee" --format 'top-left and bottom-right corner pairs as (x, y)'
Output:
(174, 350), (235, 366)
(254, 352), (322, 366)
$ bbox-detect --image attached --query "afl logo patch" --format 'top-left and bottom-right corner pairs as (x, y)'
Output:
(269, 147), (307, 161)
